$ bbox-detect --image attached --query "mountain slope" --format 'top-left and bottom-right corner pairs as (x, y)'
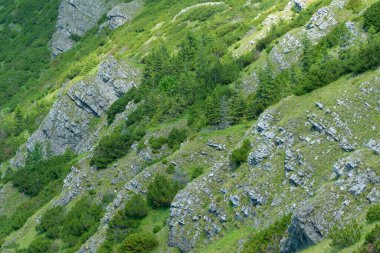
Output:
(0, 0), (379, 252)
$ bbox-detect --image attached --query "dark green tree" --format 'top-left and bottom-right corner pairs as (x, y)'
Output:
(147, 174), (179, 208)
(124, 195), (149, 219)
(363, 1), (380, 32)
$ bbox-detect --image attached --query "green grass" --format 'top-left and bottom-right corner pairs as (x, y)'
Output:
(201, 227), (255, 253)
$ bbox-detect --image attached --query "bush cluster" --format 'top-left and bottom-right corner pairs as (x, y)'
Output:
(356, 225), (380, 253)
(117, 232), (158, 253)
(147, 174), (180, 208)
(243, 214), (291, 252)
(329, 222), (363, 249)
(363, 1), (380, 32)
(230, 140), (251, 168)
(91, 127), (145, 169)
(149, 128), (188, 151)
(32, 196), (103, 251)
(367, 204), (380, 223)
(10, 150), (74, 196)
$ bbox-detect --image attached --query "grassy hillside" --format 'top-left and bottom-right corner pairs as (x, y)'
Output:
(0, 0), (379, 252)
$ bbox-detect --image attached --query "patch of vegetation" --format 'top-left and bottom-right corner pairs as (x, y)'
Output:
(106, 87), (141, 125)
(9, 150), (75, 196)
(149, 128), (188, 151)
(91, 126), (146, 169)
(31, 196), (103, 252)
(355, 224), (380, 253)
(346, 0), (364, 13)
(18, 236), (53, 253)
(230, 140), (251, 168)
(280, 29), (380, 96)
(189, 166), (204, 180)
(36, 206), (64, 239)
(117, 232), (158, 253)
(243, 214), (291, 252)
(328, 221), (363, 249)
(147, 174), (180, 208)
(0, 151), (76, 242)
(366, 204), (380, 223)
(363, 1), (380, 32)
(0, 0), (60, 106)
(124, 194), (149, 219)
(98, 194), (156, 252)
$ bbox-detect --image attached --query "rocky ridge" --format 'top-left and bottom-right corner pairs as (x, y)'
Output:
(168, 69), (380, 252)
(10, 57), (140, 168)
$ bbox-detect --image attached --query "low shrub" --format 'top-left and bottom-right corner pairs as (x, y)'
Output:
(190, 166), (204, 180)
(124, 195), (149, 219)
(36, 206), (64, 239)
(91, 127), (145, 169)
(106, 87), (138, 125)
(346, 0), (363, 13)
(329, 221), (363, 249)
(230, 140), (251, 168)
(26, 237), (52, 253)
(147, 174), (180, 208)
(153, 225), (162, 234)
(10, 150), (74, 196)
(167, 128), (187, 150)
(149, 136), (167, 150)
(60, 197), (103, 247)
(358, 225), (380, 252)
(166, 164), (176, 174)
(243, 214), (291, 252)
(149, 128), (188, 151)
(117, 232), (158, 253)
(367, 204), (380, 223)
(363, 1), (380, 32)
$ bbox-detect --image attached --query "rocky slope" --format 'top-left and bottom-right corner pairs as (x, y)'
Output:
(51, 0), (143, 57)
(0, 0), (379, 252)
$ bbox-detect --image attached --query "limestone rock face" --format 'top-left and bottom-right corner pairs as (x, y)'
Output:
(10, 57), (140, 167)
(268, 3), (340, 72)
(51, 0), (108, 57)
(67, 58), (137, 117)
(305, 7), (338, 41)
(105, 0), (144, 30)
(280, 205), (324, 253)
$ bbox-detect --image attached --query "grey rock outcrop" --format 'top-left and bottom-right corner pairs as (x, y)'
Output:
(268, 3), (339, 72)
(51, 0), (108, 57)
(333, 152), (362, 177)
(268, 32), (303, 71)
(305, 7), (338, 41)
(248, 142), (273, 165)
(280, 205), (324, 253)
(11, 57), (140, 167)
(104, 0), (143, 30)
(366, 139), (380, 155)
(367, 188), (379, 203)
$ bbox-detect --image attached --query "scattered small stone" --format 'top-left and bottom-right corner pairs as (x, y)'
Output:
(230, 195), (241, 207)
(289, 174), (303, 186)
(339, 138), (354, 152)
(315, 102), (324, 110)
(207, 140), (226, 151)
